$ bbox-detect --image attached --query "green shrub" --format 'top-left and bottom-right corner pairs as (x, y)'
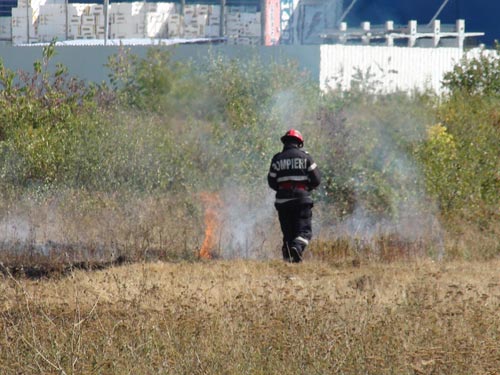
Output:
(416, 123), (458, 212)
(417, 46), (500, 218)
(431, 96), (500, 215)
(106, 46), (199, 115)
(0, 42), (107, 187)
(442, 43), (500, 97)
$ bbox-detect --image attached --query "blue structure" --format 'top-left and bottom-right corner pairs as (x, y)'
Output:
(0, 1), (17, 17)
(343, 0), (499, 47)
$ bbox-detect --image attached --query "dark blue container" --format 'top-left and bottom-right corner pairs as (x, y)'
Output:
(343, 0), (499, 46)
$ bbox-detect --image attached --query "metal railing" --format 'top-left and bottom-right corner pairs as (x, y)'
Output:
(320, 19), (484, 48)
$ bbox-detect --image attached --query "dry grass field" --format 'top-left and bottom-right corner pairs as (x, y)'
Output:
(1, 42), (499, 375)
(1, 258), (499, 374)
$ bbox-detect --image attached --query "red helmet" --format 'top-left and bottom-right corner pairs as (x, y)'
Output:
(281, 129), (304, 147)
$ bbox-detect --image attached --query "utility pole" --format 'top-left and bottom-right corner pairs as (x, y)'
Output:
(220, 0), (225, 38)
(26, 0), (30, 43)
(104, 0), (109, 45)
(260, 0), (265, 45)
(65, 0), (68, 40)
(143, 0), (147, 38)
(179, 0), (185, 37)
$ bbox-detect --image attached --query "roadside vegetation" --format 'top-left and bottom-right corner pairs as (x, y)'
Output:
(0, 42), (498, 263)
(0, 41), (498, 374)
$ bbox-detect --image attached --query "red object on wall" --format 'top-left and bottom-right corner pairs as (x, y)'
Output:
(264, 0), (281, 45)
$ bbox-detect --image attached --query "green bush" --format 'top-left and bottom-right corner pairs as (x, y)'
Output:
(106, 48), (319, 192)
(106, 46), (199, 115)
(417, 46), (500, 218)
(0, 42), (107, 187)
(442, 43), (500, 97)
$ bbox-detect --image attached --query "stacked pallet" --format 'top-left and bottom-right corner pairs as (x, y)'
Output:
(38, 4), (66, 41)
(110, 2), (142, 39)
(205, 6), (221, 37)
(0, 16), (11, 40)
(145, 2), (176, 38)
(167, 5), (220, 39)
(38, 3), (105, 41)
(10, 1), (263, 44)
(183, 4), (207, 38)
(11, 6), (38, 44)
(11, 0), (53, 43)
(226, 6), (261, 45)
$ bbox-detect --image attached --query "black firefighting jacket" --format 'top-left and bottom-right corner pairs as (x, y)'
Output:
(267, 144), (321, 205)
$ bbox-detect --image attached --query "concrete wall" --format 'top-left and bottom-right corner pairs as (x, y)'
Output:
(0, 44), (321, 84)
(1, 43), (472, 94)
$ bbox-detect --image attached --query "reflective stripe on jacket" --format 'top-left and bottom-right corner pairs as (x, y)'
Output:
(267, 144), (321, 205)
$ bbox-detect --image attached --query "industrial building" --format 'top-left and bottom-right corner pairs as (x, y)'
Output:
(0, 0), (489, 47)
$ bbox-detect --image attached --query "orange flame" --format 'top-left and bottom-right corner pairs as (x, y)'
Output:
(199, 192), (222, 259)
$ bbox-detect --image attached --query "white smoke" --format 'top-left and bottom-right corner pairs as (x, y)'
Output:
(217, 186), (277, 259)
(0, 216), (34, 243)
(313, 107), (446, 260)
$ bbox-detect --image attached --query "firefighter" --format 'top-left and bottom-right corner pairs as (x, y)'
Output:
(268, 129), (321, 262)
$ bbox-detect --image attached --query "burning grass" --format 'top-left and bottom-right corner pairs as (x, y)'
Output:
(198, 192), (223, 259)
(1, 259), (499, 374)
(0, 188), (498, 373)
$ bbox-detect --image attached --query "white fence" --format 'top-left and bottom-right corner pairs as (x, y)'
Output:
(320, 44), (470, 94)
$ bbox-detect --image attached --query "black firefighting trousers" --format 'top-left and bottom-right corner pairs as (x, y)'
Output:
(276, 202), (313, 263)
